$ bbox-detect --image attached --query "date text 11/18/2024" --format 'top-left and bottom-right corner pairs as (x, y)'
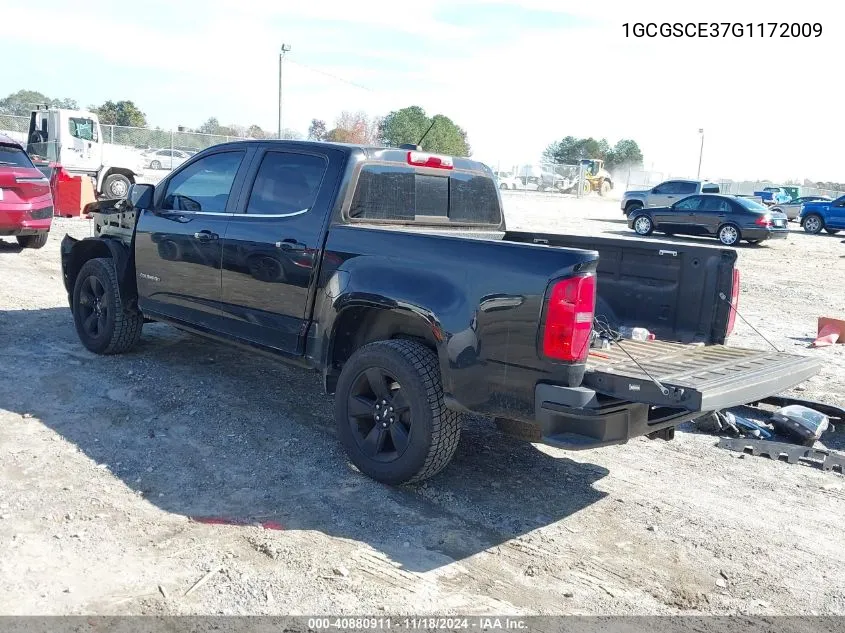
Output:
(307, 617), (528, 630)
(623, 22), (822, 38)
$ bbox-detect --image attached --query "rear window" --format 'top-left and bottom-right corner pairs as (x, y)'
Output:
(348, 164), (502, 225)
(0, 144), (35, 168)
(735, 196), (768, 212)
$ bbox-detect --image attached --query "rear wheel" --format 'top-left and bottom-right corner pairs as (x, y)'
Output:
(16, 233), (48, 249)
(334, 339), (461, 485)
(633, 215), (653, 236)
(150, 160), (162, 170)
(718, 224), (741, 246)
(499, 183), (508, 190)
(802, 214), (824, 234)
(72, 257), (143, 355)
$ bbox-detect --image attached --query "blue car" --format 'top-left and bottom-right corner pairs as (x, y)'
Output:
(798, 195), (845, 235)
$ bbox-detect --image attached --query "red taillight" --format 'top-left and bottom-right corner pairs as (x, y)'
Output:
(407, 151), (453, 170)
(755, 214), (772, 227)
(542, 274), (596, 362)
(726, 268), (740, 337)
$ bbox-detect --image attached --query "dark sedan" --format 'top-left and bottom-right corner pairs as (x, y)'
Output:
(627, 194), (789, 246)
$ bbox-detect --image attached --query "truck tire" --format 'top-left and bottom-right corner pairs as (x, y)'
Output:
(624, 201), (643, 216)
(16, 233), (49, 249)
(103, 173), (131, 199)
(334, 339), (461, 485)
(802, 214), (823, 234)
(72, 257), (143, 355)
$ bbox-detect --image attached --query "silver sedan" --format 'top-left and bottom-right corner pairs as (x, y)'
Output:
(770, 195), (831, 221)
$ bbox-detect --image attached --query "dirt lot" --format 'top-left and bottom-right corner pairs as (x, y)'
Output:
(1, 194), (843, 616)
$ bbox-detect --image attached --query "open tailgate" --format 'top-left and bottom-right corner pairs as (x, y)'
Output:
(585, 340), (821, 412)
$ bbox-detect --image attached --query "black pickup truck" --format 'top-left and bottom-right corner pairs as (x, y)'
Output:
(60, 140), (820, 485)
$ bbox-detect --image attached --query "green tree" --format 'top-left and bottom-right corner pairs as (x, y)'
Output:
(0, 89), (78, 116)
(247, 124), (266, 139)
(543, 136), (610, 164)
(92, 100), (147, 127)
(605, 139), (644, 170)
(379, 106), (470, 156)
(308, 119), (327, 141)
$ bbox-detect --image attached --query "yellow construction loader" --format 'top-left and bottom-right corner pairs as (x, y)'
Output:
(579, 159), (613, 196)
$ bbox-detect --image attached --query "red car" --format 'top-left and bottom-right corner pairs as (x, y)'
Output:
(0, 134), (53, 249)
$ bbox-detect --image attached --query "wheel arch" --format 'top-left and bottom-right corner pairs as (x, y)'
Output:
(61, 236), (136, 308)
(323, 303), (444, 395)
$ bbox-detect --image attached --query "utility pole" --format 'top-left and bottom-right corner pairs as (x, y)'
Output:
(697, 128), (704, 179)
(278, 43), (291, 139)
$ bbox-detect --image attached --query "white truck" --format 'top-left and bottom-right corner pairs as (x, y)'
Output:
(26, 106), (146, 199)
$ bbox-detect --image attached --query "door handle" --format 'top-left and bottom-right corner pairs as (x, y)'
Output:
(275, 238), (305, 251)
(717, 214), (726, 218)
(193, 230), (218, 241)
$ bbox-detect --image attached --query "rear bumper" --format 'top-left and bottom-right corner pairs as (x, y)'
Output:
(0, 205), (53, 235)
(743, 226), (789, 240)
(533, 383), (698, 450)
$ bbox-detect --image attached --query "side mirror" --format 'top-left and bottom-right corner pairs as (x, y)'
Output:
(127, 183), (154, 209)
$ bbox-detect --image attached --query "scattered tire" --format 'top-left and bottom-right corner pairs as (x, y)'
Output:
(633, 215), (653, 236)
(718, 224), (741, 246)
(72, 257), (143, 355)
(16, 233), (48, 249)
(334, 339), (461, 485)
(102, 173), (131, 199)
(802, 214), (823, 234)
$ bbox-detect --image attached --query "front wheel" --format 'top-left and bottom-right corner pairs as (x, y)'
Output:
(102, 173), (131, 199)
(718, 224), (741, 246)
(16, 233), (49, 249)
(334, 339), (461, 485)
(599, 180), (611, 196)
(633, 215), (653, 236)
(150, 160), (162, 170)
(802, 214), (824, 234)
(72, 258), (143, 355)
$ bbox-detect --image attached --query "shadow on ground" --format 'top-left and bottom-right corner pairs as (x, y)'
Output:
(0, 239), (24, 253)
(0, 307), (609, 573)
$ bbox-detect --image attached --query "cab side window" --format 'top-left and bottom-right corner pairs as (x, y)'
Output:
(162, 151), (244, 212)
(246, 152), (327, 215)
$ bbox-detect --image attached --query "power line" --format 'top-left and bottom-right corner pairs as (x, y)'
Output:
(286, 58), (376, 93)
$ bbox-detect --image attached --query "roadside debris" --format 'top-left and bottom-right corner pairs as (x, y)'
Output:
(770, 405), (830, 445)
(812, 316), (845, 347)
(718, 438), (844, 473)
(184, 567), (221, 597)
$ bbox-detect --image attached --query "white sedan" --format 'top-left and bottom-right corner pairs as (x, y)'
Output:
(770, 195), (832, 221)
(494, 171), (521, 190)
(143, 149), (191, 170)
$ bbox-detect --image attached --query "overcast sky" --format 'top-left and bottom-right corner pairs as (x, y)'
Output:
(2, 0), (840, 181)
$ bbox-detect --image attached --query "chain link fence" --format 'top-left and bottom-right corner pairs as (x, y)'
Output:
(488, 161), (587, 196)
(0, 114), (255, 176)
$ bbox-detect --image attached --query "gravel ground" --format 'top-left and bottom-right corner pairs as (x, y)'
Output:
(0, 194), (843, 616)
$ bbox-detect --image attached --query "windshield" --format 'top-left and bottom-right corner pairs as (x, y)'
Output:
(735, 196), (769, 211)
